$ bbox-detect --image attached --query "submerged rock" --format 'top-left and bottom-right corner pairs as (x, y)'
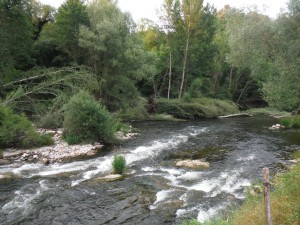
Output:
(269, 124), (285, 130)
(115, 131), (139, 141)
(0, 159), (11, 165)
(97, 174), (123, 182)
(175, 159), (209, 169)
(0, 173), (14, 179)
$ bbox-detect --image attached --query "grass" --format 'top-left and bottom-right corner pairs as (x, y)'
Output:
(292, 150), (300, 159)
(182, 161), (300, 225)
(112, 155), (126, 174)
(156, 98), (239, 119)
(245, 107), (290, 117)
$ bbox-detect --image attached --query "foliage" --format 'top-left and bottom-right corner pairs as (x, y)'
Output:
(1, 67), (98, 127)
(112, 155), (126, 175)
(0, 149), (3, 159)
(79, 0), (157, 111)
(0, 105), (53, 148)
(118, 97), (150, 121)
(53, 0), (89, 64)
(156, 98), (238, 119)
(0, 0), (35, 71)
(292, 150), (300, 159)
(262, 74), (300, 111)
(63, 90), (119, 144)
(65, 135), (81, 145)
(280, 115), (300, 128)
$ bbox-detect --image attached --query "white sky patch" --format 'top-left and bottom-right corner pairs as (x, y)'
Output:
(40, 0), (289, 22)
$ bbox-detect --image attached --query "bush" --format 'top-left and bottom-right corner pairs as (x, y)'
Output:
(112, 155), (126, 174)
(0, 105), (53, 148)
(118, 97), (150, 121)
(63, 91), (119, 144)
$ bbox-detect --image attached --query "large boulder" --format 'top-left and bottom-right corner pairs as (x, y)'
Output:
(175, 159), (209, 169)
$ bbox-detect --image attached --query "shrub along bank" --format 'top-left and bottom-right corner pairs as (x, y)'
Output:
(0, 105), (53, 149)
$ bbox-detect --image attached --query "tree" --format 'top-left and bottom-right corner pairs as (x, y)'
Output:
(260, 0), (300, 110)
(31, 0), (55, 40)
(179, 0), (204, 99)
(79, 0), (157, 110)
(54, 0), (89, 64)
(0, 0), (35, 73)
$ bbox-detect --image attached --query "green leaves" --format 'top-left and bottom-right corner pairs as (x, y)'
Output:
(63, 90), (119, 143)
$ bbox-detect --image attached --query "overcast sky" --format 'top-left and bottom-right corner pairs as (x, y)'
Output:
(40, 0), (289, 22)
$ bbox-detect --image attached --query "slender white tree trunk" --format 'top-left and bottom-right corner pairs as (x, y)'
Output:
(168, 51), (172, 99)
(179, 25), (190, 99)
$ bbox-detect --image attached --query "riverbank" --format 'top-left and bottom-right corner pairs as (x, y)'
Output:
(1, 129), (103, 165)
(183, 151), (300, 225)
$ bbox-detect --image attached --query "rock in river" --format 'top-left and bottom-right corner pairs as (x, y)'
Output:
(175, 159), (209, 169)
(96, 174), (123, 182)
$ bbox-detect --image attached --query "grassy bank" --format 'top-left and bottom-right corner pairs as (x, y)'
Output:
(245, 107), (290, 117)
(156, 98), (239, 119)
(183, 151), (300, 225)
(118, 97), (238, 121)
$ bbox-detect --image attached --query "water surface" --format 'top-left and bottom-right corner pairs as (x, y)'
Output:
(0, 116), (299, 224)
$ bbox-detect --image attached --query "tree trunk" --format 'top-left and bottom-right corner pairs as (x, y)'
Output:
(168, 51), (172, 99)
(179, 25), (190, 99)
(229, 66), (233, 93)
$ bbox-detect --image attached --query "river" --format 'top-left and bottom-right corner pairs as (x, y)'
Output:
(0, 116), (300, 225)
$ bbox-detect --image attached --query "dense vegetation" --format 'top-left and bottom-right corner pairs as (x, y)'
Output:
(0, 106), (53, 148)
(1, 0), (300, 147)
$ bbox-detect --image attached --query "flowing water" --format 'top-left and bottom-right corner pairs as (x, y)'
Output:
(1, 116), (300, 225)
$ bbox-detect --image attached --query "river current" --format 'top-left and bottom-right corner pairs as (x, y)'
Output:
(0, 116), (299, 225)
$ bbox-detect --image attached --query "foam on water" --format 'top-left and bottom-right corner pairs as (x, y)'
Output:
(72, 129), (202, 185)
(126, 134), (189, 165)
(177, 171), (203, 181)
(197, 204), (226, 223)
(2, 180), (48, 217)
(185, 127), (208, 137)
(149, 189), (177, 210)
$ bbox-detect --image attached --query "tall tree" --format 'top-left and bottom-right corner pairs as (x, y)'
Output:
(179, 0), (204, 98)
(0, 0), (35, 73)
(54, 0), (89, 64)
(79, 0), (157, 110)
